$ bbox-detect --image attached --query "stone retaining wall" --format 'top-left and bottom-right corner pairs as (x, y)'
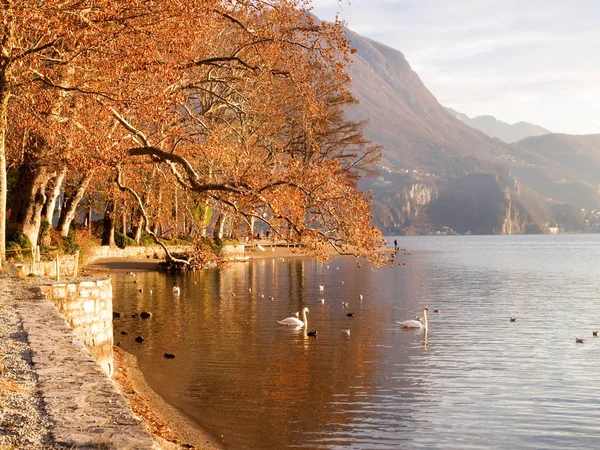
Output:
(85, 244), (246, 264)
(84, 245), (193, 265)
(16, 253), (78, 278)
(221, 244), (246, 260)
(42, 278), (114, 376)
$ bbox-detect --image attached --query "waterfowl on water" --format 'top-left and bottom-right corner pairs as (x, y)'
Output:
(509, 316), (518, 322)
(307, 330), (318, 337)
(164, 353), (176, 359)
(172, 286), (180, 295)
(341, 329), (350, 336)
(319, 285), (324, 292)
(397, 307), (429, 329)
(433, 308), (440, 313)
(359, 295), (363, 300)
(278, 307), (309, 328)
(576, 338), (585, 343)
(341, 302), (349, 307)
(594, 331), (599, 336)
(346, 313), (355, 317)
(318, 298), (325, 304)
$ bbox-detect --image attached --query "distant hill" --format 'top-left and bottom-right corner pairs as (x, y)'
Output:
(446, 108), (551, 143)
(342, 27), (598, 235)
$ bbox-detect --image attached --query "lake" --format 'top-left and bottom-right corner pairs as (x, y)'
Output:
(112, 234), (600, 449)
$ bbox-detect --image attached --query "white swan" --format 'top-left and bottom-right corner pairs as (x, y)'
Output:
(278, 307), (309, 328)
(319, 285), (324, 292)
(172, 286), (180, 295)
(397, 306), (428, 329)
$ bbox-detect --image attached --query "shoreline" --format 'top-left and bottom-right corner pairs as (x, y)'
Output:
(87, 257), (226, 449)
(112, 346), (225, 450)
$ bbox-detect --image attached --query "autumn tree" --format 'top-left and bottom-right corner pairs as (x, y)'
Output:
(5, 1), (385, 265)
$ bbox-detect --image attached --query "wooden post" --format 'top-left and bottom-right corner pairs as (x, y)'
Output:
(55, 254), (60, 282)
(73, 250), (79, 278)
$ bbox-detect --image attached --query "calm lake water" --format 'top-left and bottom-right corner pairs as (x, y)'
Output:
(113, 235), (600, 449)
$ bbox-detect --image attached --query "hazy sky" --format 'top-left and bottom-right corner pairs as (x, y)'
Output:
(311, 0), (600, 135)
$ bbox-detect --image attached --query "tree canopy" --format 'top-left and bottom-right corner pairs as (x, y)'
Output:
(1, 0), (385, 266)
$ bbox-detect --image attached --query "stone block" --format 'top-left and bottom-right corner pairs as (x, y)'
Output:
(79, 281), (98, 288)
(83, 300), (95, 314)
(53, 287), (67, 299)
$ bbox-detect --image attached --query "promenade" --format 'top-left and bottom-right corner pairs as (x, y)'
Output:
(0, 274), (156, 449)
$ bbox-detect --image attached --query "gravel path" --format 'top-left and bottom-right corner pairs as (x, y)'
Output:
(0, 273), (157, 449)
(0, 275), (58, 449)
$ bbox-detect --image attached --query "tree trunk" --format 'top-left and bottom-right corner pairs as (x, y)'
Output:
(41, 165), (67, 225)
(152, 187), (162, 235)
(57, 172), (93, 237)
(101, 200), (115, 246)
(249, 215), (255, 236)
(0, 13), (14, 263)
(213, 212), (226, 240)
(87, 202), (92, 236)
(133, 214), (143, 244)
(121, 206), (126, 235)
(200, 200), (210, 237)
(7, 140), (56, 249)
(0, 87), (8, 263)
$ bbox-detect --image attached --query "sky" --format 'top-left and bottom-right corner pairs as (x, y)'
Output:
(310, 0), (600, 135)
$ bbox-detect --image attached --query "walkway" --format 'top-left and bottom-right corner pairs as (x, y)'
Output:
(0, 275), (156, 449)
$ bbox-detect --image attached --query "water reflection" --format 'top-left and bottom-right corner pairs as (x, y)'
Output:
(114, 235), (600, 449)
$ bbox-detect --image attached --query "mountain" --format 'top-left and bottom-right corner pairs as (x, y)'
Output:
(446, 108), (551, 143)
(343, 29), (597, 235)
(344, 30), (512, 176)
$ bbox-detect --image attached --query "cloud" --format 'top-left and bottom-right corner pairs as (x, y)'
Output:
(311, 0), (600, 134)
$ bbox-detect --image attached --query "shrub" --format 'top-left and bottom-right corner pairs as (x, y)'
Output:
(6, 232), (32, 261)
(139, 233), (156, 246)
(114, 231), (136, 249)
(62, 229), (81, 254)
